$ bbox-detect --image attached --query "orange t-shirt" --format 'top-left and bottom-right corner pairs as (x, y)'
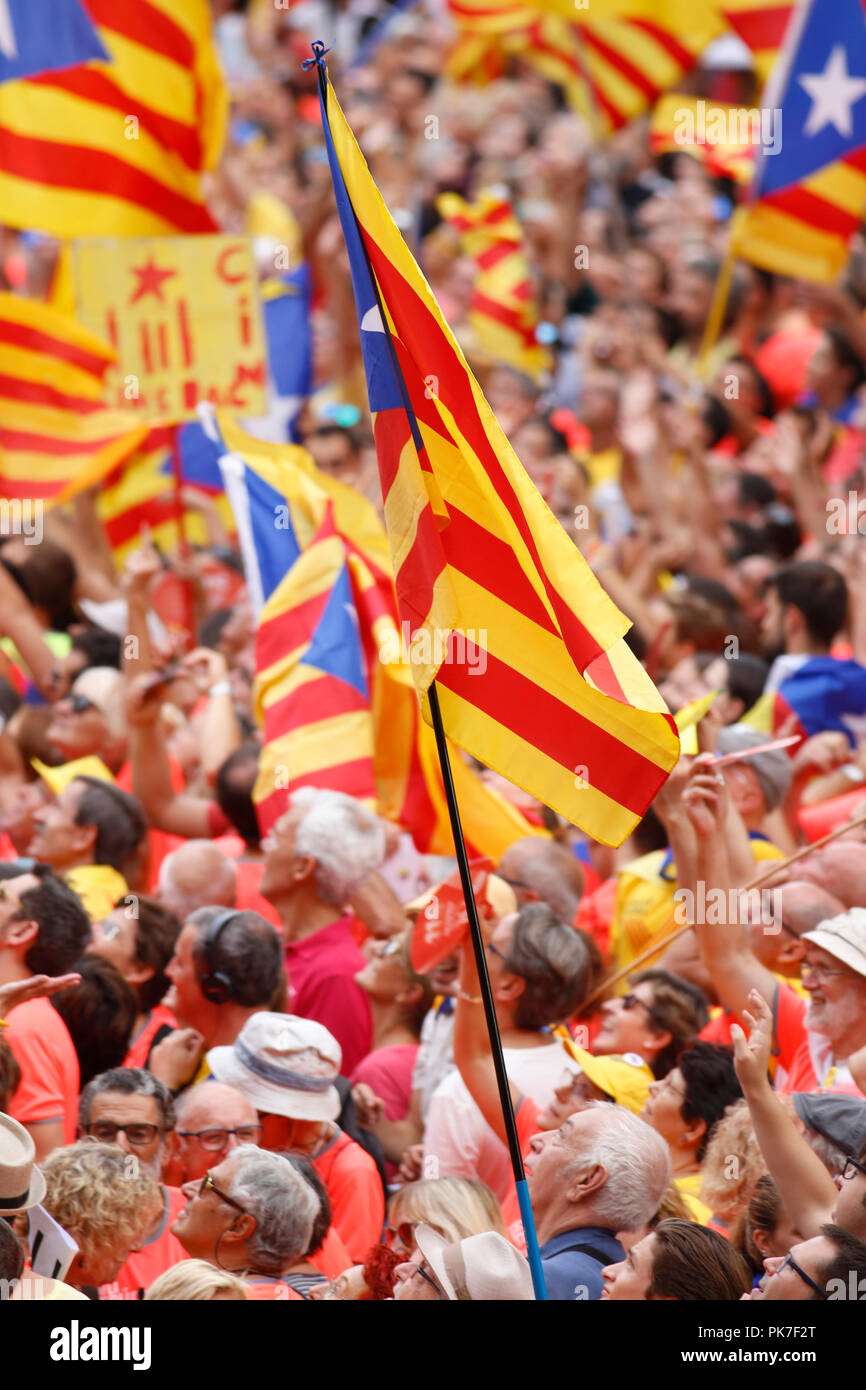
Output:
(5, 996), (79, 1145)
(313, 1130), (385, 1265)
(500, 1096), (543, 1252)
(123, 1003), (177, 1071)
(309, 1226), (353, 1280)
(99, 1185), (187, 1300)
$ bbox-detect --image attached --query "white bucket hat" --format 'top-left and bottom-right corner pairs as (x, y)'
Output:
(415, 1225), (534, 1301)
(803, 908), (866, 979)
(0, 1112), (46, 1215)
(207, 1013), (342, 1122)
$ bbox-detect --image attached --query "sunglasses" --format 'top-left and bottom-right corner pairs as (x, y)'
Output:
(621, 992), (664, 1028)
(67, 693), (96, 715)
(385, 1221), (416, 1251)
(776, 1252), (828, 1300)
(198, 1170), (249, 1218)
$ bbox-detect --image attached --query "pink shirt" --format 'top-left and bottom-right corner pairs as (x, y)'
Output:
(350, 1044), (419, 1122)
(284, 917), (373, 1075)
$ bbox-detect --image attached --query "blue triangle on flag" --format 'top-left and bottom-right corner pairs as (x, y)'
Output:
(303, 563), (368, 698)
(0, 0), (107, 84)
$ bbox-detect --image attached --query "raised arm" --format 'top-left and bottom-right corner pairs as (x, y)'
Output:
(453, 930), (520, 1148)
(127, 674), (215, 838)
(683, 759), (778, 1021)
(732, 989), (838, 1238)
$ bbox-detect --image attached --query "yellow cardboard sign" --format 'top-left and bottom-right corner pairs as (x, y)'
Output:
(72, 235), (267, 422)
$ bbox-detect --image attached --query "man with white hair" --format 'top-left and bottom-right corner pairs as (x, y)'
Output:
(525, 1103), (671, 1301)
(260, 789), (385, 1074)
(157, 842), (237, 920)
(170, 1144), (319, 1299)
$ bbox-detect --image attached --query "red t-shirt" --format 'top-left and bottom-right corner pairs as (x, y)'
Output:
(99, 1185), (187, 1300)
(123, 1003), (177, 1071)
(234, 859), (281, 928)
(5, 996), (79, 1145)
(313, 1129), (385, 1265)
(284, 917), (373, 1076)
(309, 1226), (353, 1280)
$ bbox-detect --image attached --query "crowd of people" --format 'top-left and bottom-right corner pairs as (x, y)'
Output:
(3, 0), (866, 1310)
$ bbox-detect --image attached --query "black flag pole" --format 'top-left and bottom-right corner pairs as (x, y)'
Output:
(427, 683), (548, 1300)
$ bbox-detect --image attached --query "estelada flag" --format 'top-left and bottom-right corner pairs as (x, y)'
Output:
(0, 291), (145, 502)
(311, 51), (678, 847)
(213, 411), (548, 861)
(0, 0), (225, 237)
(732, 0), (866, 283)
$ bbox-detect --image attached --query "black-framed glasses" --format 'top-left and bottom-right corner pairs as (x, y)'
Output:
(486, 940), (508, 964)
(842, 1154), (866, 1182)
(621, 991), (664, 1027)
(412, 1262), (444, 1298)
(777, 1252), (828, 1300)
(84, 1122), (163, 1147)
(198, 1170), (249, 1217)
(177, 1125), (263, 1151)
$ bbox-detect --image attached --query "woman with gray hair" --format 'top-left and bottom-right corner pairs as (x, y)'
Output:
(170, 1144), (319, 1300)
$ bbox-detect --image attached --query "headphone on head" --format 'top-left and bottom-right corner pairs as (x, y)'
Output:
(198, 909), (243, 1005)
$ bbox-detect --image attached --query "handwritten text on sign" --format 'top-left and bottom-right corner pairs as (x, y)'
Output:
(72, 236), (266, 421)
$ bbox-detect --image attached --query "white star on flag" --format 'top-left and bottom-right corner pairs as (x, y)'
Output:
(0, 0), (18, 60)
(799, 44), (866, 138)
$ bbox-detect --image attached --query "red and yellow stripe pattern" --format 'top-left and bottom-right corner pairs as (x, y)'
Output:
(718, 0), (795, 84)
(446, 0), (723, 134)
(436, 190), (552, 379)
(650, 94), (757, 184)
(97, 427), (235, 564)
(215, 414), (545, 860)
(0, 0), (226, 237)
(321, 71), (679, 846)
(0, 292), (144, 502)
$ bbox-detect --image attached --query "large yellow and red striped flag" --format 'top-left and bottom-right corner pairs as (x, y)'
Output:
(0, 292), (145, 502)
(446, 1), (723, 135)
(0, 0), (226, 237)
(313, 55), (678, 847)
(213, 412), (545, 860)
(436, 190), (552, 380)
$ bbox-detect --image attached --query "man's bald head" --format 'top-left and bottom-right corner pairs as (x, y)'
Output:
(778, 880), (846, 933)
(797, 844), (866, 908)
(164, 1081), (261, 1186)
(157, 841), (237, 919)
(174, 1080), (257, 1132)
(498, 838), (584, 923)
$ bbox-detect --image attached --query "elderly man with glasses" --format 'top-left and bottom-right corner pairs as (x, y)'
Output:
(681, 759), (866, 1097)
(77, 1066), (188, 1300)
(170, 1145), (318, 1299)
(161, 1080), (264, 1187)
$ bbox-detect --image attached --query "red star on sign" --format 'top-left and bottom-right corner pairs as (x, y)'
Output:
(128, 256), (178, 304)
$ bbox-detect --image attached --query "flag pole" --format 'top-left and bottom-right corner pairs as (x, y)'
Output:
(169, 423), (195, 644)
(426, 682), (548, 1300)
